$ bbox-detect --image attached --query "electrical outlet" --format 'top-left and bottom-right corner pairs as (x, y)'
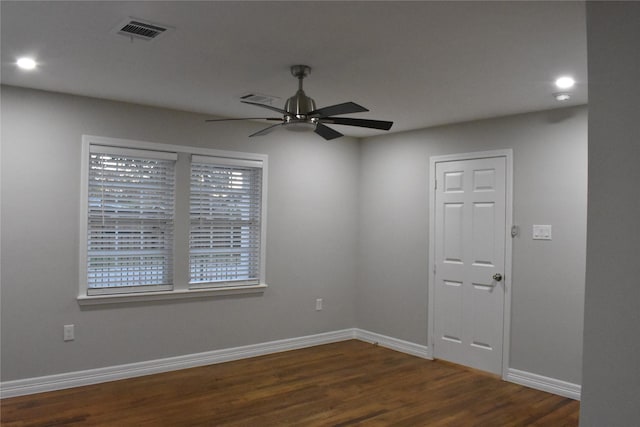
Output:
(63, 324), (75, 341)
(315, 298), (323, 311)
(532, 224), (552, 240)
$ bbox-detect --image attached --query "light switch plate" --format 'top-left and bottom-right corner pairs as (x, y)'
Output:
(63, 324), (75, 341)
(532, 224), (552, 240)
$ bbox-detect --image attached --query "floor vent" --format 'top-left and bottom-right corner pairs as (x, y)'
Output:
(113, 18), (172, 42)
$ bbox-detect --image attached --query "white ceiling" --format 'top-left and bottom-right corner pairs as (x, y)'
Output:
(1, 1), (587, 138)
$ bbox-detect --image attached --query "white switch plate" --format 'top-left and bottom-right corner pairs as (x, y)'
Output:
(315, 298), (323, 311)
(63, 324), (75, 341)
(532, 224), (552, 240)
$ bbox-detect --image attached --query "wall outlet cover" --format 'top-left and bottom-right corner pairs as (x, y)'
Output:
(532, 224), (552, 240)
(63, 324), (75, 341)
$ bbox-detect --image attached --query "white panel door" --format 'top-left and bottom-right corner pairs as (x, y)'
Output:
(433, 156), (506, 375)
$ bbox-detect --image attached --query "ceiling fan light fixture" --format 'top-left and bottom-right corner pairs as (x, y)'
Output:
(283, 119), (317, 133)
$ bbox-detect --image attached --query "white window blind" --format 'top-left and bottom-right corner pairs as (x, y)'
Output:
(87, 146), (177, 295)
(190, 156), (263, 287)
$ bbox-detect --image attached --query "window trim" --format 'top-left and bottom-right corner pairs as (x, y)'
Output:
(79, 135), (268, 305)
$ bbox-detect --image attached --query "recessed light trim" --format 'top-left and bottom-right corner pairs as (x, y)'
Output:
(17, 57), (37, 70)
(555, 76), (575, 90)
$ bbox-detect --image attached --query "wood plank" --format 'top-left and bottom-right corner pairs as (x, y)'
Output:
(0, 340), (579, 426)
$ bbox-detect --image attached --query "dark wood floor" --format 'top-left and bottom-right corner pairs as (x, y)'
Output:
(1, 340), (579, 426)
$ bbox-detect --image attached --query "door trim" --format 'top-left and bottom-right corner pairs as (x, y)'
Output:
(428, 149), (513, 379)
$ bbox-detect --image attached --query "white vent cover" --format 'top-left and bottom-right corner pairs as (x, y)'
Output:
(113, 18), (172, 41)
(241, 93), (281, 106)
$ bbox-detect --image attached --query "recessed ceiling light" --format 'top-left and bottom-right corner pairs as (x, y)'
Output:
(17, 57), (37, 70)
(555, 76), (575, 90)
(554, 92), (571, 101)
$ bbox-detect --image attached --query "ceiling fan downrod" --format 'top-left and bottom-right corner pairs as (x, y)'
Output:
(285, 65), (316, 119)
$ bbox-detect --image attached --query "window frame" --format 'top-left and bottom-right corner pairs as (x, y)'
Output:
(189, 155), (264, 288)
(85, 145), (178, 296)
(78, 135), (268, 305)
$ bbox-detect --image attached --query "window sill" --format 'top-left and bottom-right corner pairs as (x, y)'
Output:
(77, 284), (268, 306)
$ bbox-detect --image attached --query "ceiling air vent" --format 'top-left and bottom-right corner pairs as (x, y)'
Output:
(241, 93), (281, 106)
(113, 18), (172, 42)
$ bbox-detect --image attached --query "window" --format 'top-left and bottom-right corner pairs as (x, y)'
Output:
(79, 136), (267, 304)
(86, 146), (176, 295)
(190, 156), (263, 287)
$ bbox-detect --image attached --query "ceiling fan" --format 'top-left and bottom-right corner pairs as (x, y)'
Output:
(206, 65), (393, 140)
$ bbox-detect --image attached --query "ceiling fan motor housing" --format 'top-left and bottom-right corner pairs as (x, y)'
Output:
(285, 91), (317, 117)
(284, 91), (318, 131)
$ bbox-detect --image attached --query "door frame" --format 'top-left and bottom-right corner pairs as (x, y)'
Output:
(428, 149), (513, 379)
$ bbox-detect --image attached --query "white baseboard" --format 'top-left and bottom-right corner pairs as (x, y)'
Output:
(1, 329), (577, 402)
(0, 329), (357, 399)
(505, 368), (581, 400)
(354, 329), (432, 360)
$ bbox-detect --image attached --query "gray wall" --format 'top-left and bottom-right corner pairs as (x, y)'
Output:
(1, 85), (588, 389)
(581, 2), (640, 425)
(0, 86), (359, 381)
(357, 106), (587, 385)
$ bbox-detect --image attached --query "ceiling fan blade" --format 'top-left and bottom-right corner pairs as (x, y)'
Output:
(206, 117), (281, 122)
(249, 123), (282, 137)
(314, 123), (343, 140)
(320, 117), (393, 131)
(309, 102), (369, 118)
(241, 100), (288, 115)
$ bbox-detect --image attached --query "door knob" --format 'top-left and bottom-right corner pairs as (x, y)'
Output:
(492, 273), (503, 282)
